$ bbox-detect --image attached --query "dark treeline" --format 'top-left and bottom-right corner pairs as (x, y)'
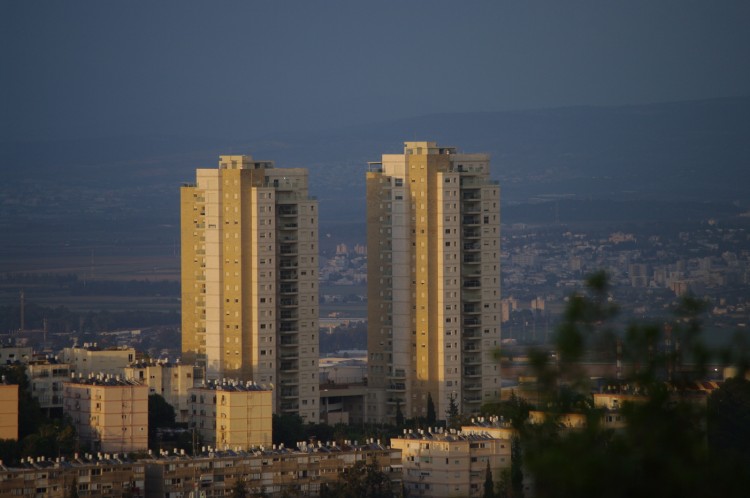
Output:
(1, 273), (179, 297)
(0, 303), (179, 334)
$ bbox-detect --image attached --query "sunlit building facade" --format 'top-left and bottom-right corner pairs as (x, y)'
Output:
(63, 375), (148, 453)
(366, 142), (501, 423)
(189, 380), (272, 451)
(0, 383), (19, 440)
(181, 155), (319, 421)
(391, 428), (510, 497)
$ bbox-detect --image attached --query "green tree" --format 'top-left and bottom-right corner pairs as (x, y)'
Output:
(231, 478), (248, 498)
(483, 460), (495, 498)
(426, 393), (436, 426)
(520, 272), (750, 498)
(446, 393), (460, 429)
(148, 394), (176, 448)
(321, 460), (393, 498)
(67, 478), (79, 498)
(395, 399), (405, 428)
(272, 413), (305, 447)
(707, 376), (750, 463)
(481, 392), (531, 430)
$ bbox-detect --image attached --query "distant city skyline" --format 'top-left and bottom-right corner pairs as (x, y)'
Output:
(4, 1), (750, 141)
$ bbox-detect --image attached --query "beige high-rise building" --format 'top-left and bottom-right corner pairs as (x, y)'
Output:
(181, 155), (319, 421)
(366, 142), (501, 424)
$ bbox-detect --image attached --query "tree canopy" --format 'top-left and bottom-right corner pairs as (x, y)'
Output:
(517, 271), (750, 498)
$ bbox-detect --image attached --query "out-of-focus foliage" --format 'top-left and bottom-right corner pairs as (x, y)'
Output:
(520, 271), (750, 498)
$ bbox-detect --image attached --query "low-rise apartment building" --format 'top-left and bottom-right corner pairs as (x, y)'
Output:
(144, 442), (402, 498)
(62, 344), (135, 377)
(27, 358), (71, 412)
(0, 383), (19, 440)
(391, 428), (511, 497)
(63, 374), (148, 453)
(124, 359), (200, 423)
(189, 380), (273, 451)
(0, 454), (145, 498)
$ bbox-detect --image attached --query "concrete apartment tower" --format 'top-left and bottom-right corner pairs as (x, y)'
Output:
(366, 142), (501, 424)
(181, 155), (319, 422)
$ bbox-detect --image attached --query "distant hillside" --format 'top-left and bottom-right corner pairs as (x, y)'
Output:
(2, 96), (748, 229)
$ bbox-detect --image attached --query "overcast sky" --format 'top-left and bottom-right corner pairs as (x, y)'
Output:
(3, 1), (749, 141)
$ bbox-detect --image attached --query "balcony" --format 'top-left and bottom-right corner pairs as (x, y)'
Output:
(464, 355), (482, 366)
(280, 270), (298, 281)
(280, 285), (298, 294)
(280, 310), (298, 320)
(280, 337), (299, 346)
(463, 279), (480, 289)
(278, 207), (298, 217)
(387, 383), (406, 392)
(280, 298), (298, 307)
(464, 368), (481, 377)
(463, 242), (480, 252)
(280, 244), (297, 255)
(390, 369), (406, 380)
(463, 229), (480, 238)
(280, 361), (299, 372)
(462, 215), (480, 226)
(279, 323), (298, 333)
(462, 202), (481, 214)
(463, 329), (481, 339)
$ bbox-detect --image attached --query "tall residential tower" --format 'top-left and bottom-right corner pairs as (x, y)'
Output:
(366, 142), (501, 423)
(181, 155), (319, 421)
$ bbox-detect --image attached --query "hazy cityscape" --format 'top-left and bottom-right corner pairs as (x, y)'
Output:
(3, 2), (750, 498)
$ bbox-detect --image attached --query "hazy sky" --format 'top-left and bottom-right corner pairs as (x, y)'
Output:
(3, 1), (749, 140)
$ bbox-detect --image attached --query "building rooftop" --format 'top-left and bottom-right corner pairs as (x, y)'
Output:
(146, 438), (393, 461)
(65, 373), (143, 387)
(194, 378), (271, 392)
(394, 427), (501, 442)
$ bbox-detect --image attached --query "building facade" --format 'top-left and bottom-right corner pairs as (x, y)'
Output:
(189, 380), (272, 451)
(366, 142), (501, 423)
(0, 383), (19, 440)
(391, 428), (510, 497)
(62, 345), (135, 377)
(144, 443), (402, 498)
(181, 155), (319, 421)
(27, 359), (71, 412)
(0, 455), (146, 498)
(63, 375), (148, 453)
(123, 360), (199, 423)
